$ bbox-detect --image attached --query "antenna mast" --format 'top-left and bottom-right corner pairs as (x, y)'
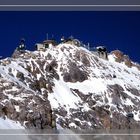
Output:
(87, 43), (90, 50)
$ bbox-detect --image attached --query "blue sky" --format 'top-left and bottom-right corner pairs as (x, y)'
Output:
(0, 11), (140, 63)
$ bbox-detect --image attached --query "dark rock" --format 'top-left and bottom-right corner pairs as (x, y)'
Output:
(81, 53), (90, 67)
(63, 72), (72, 82)
(63, 62), (88, 82)
(30, 80), (40, 91)
(111, 50), (124, 63)
(126, 87), (140, 96)
(45, 60), (58, 73)
(46, 53), (52, 60)
(16, 71), (25, 81)
(39, 77), (47, 89)
(0, 93), (8, 100)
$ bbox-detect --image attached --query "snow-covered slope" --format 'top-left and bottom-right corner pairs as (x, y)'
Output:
(0, 43), (139, 129)
(0, 118), (24, 129)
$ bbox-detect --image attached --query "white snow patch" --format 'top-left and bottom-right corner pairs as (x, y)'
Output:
(15, 105), (20, 112)
(69, 122), (77, 128)
(67, 78), (107, 95)
(0, 118), (24, 129)
(36, 73), (41, 80)
(81, 103), (90, 112)
(108, 54), (116, 62)
(48, 79), (80, 112)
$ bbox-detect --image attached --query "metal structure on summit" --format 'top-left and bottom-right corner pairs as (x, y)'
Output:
(35, 35), (109, 61)
(96, 46), (108, 60)
(17, 38), (26, 51)
(35, 33), (57, 51)
(60, 36), (81, 47)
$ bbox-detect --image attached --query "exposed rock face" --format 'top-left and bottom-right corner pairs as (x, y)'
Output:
(0, 83), (54, 129)
(112, 50), (124, 62)
(63, 62), (88, 82)
(16, 71), (25, 81)
(0, 43), (139, 130)
(12, 49), (25, 58)
(111, 50), (133, 68)
(0, 53), (58, 129)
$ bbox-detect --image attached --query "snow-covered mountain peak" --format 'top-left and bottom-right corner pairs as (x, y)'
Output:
(0, 42), (140, 129)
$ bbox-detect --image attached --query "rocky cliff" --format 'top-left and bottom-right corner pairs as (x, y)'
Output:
(0, 43), (140, 130)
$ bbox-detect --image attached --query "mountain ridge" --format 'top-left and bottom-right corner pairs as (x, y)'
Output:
(0, 43), (139, 129)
